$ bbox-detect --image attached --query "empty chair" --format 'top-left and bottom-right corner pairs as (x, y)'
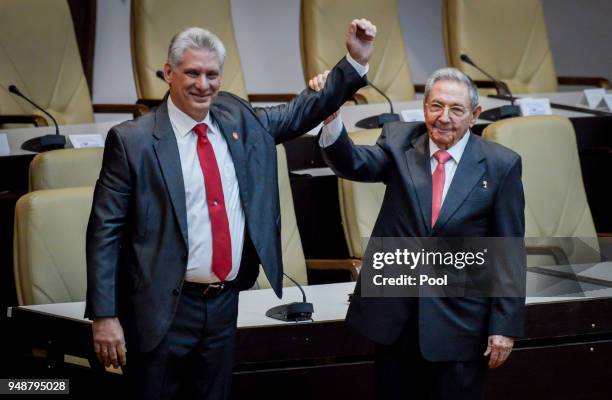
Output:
(29, 148), (103, 191)
(301, 0), (417, 103)
(14, 187), (93, 305)
(443, 0), (609, 94)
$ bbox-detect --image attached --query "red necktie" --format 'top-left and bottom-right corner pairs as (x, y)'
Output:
(431, 150), (452, 227)
(193, 123), (232, 281)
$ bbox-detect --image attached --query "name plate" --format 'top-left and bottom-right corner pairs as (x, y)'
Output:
(400, 109), (425, 122)
(69, 134), (104, 148)
(576, 88), (606, 109)
(516, 98), (552, 116)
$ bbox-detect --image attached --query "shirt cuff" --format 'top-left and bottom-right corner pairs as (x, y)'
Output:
(346, 53), (369, 77)
(319, 115), (344, 148)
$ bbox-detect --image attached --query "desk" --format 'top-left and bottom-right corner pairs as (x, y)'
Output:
(6, 272), (612, 399)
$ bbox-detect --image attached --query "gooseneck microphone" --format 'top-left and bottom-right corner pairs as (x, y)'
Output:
(459, 54), (520, 121)
(354, 79), (400, 129)
(265, 272), (314, 322)
(8, 85), (66, 152)
(156, 70), (165, 81)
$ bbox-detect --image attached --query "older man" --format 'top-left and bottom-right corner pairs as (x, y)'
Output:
(313, 68), (525, 399)
(86, 20), (375, 400)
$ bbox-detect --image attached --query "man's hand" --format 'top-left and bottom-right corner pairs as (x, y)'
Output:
(93, 317), (127, 368)
(346, 18), (377, 66)
(484, 335), (514, 368)
(308, 70), (338, 125)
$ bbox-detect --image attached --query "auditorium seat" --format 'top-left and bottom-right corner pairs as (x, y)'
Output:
(443, 0), (610, 94)
(300, 0), (418, 104)
(28, 148), (103, 191)
(0, 0), (145, 128)
(482, 115), (600, 266)
(13, 187), (93, 305)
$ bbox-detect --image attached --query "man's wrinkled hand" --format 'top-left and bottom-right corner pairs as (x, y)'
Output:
(346, 18), (377, 66)
(308, 70), (338, 125)
(93, 317), (127, 368)
(484, 335), (514, 368)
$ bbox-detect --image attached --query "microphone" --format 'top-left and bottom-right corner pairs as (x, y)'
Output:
(459, 54), (520, 121)
(354, 80), (401, 129)
(265, 273), (314, 322)
(156, 70), (165, 81)
(8, 85), (66, 152)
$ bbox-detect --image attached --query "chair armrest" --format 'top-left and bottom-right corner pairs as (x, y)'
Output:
(247, 93), (297, 103)
(558, 76), (610, 89)
(0, 114), (48, 127)
(305, 258), (361, 281)
(92, 103), (149, 118)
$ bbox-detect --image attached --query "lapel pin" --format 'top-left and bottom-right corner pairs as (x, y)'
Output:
(482, 180), (488, 189)
(232, 132), (239, 140)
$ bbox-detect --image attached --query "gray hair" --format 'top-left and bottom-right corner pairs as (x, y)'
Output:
(424, 67), (479, 109)
(167, 27), (226, 70)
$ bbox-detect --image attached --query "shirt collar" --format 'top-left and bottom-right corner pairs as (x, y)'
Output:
(167, 96), (215, 137)
(429, 129), (471, 163)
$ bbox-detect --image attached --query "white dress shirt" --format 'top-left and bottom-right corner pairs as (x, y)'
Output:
(320, 121), (471, 206)
(167, 96), (245, 283)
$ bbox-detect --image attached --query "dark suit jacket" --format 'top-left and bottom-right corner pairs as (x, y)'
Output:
(321, 121), (526, 362)
(85, 57), (366, 353)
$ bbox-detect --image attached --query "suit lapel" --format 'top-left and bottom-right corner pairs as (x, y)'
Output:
(209, 106), (249, 206)
(152, 102), (188, 246)
(404, 132), (432, 234)
(432, 134), (486, 235)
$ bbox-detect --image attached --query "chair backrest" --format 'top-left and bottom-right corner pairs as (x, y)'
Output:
(337, 129), (385, 258)
(256, 145), (308, 289)
(14, 187), (94, 305)
(29, 148), (104, 191)
(482, 115), (599, 265)
(443, 0), (559, 94)
(0, 0), (94, 126)
(300, 0), (415, 103)
(131, 0), (248, 101)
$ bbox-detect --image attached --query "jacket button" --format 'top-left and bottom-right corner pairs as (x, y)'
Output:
(172, 288), (180, 296)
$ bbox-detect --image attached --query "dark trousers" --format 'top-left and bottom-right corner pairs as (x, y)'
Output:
(124, 286), (239, 400)
(374, 317), (487, 400)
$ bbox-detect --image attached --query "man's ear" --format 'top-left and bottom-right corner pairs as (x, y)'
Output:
(163, 63), (172, 83)
(470, 104), (482, 127)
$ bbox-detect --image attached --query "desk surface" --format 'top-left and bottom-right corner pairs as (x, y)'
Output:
(11, 273), (612, 327)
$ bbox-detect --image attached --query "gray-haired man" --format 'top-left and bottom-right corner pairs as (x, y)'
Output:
(311, 67), (525, 399)
(86, 20), (376, 399)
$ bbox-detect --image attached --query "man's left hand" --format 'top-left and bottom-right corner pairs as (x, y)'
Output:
(484, 335), (514, 368)
(346, 18), (377, 66)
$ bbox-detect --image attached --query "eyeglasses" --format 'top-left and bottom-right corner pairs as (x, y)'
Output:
(426, 102), (469, 118)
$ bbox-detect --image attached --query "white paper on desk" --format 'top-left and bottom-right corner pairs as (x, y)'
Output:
(69, 134), (104, 148)
(576, 88), (606, 109)
(516, 97), (552, 116)
(0, 134), (9, 155)
(400, 109), (425, 122)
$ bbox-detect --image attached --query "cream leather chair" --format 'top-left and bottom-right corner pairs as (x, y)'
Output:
(29, 148), (104, 191)
(443, 0), (610, 94)
(337, 129), (385, 260)
(300, 0), (417, 104)
(256, 145), (359, 289)
(482, 115), (600, 266)
(131, 0), (294, 105)
(14, 187), (93, 305)
(0, 0), (146, 128)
